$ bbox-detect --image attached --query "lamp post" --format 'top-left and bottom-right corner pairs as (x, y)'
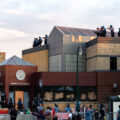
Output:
(76, 45), (82, 112)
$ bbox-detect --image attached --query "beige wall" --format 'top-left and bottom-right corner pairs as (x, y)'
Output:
(87, 43), (120, 72)
(0, 52), (5, 63)
(22, 50), (48, 72)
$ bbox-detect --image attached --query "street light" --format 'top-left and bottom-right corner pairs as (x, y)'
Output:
(76, 45), (82, 112)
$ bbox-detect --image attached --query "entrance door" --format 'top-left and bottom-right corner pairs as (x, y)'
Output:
(15, 91), (24, 109)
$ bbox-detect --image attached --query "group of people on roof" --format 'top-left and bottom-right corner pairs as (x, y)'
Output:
(95, 25), (120, 37)
(33, 35), (48, 48)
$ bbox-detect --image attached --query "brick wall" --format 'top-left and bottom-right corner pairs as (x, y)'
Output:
(86, 37), (120, 72)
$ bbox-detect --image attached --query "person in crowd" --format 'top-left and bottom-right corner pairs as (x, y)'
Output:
(10, 107), (18, 120)
(117, 105), (120, 120)
(75, 101), (80, 112)
(99, 103), (105, 120)
(1, 92), (6, 108)
(43, 34), (48, 45)
(54, 103), (59, 113)
(38, 36), (43, 46)
(95, 28), (100, 37)
(108, 25), (114, 37)
(99, 26), (106, 37)
(118, 28), (120, 37)
(80, 104), (88, 113)
(8, 97), (14, 111)
(94, 109), (99, 120)
(33, 38), (39, 47)
(32, 97), (39, 112)
(32, 107), (51, 120)
(37, 103), (44, 112)
(65, 103), (72, 113)
(17, 98), (23, 112)
(85, 105), (93, 120)
(52, 116), (58, 120)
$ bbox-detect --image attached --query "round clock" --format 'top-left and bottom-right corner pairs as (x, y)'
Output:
(16, 70), (25, 80)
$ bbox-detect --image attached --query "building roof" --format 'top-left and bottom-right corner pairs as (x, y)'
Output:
(56, 26), (118, 37)
(0, 55), (35, 66)
(56, 26), (97, 37)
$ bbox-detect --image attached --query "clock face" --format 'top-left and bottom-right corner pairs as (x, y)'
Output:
(16, 70), (25, 80)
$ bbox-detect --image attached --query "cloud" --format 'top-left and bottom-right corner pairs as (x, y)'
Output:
(0, 0), (120, 58)
(0, 27), (31, 40)
(3, 9), (22, 15)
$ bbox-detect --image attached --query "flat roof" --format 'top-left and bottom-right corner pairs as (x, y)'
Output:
(22, 45), (48, 55)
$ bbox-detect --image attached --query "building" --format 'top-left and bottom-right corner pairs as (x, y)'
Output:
(22, 26), (120, 106)
(0, 26), (120, 110)
(0, 56), (37, 109)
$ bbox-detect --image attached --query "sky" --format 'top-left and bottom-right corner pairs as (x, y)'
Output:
(0, 0), (120, 58)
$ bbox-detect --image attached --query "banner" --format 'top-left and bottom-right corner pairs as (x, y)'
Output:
(55, 113), (69, 120)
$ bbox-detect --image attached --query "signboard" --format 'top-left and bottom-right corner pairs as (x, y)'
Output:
(55, 113), (69, 120)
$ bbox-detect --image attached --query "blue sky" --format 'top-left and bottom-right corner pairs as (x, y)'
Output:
(0, 0), (120, 58)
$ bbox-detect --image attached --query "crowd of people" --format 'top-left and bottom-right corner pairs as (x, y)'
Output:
(33, 35), (48, 47)
(0, 95), (120, 120)
(31, 96), (107, 120)
(95, 25), (120, 37)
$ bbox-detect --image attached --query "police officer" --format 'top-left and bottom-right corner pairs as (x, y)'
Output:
(17, 98), (23, 112)
(32, 97), (38, 112)
(8, 98), (14, 111)
(1, 92), (6, 108)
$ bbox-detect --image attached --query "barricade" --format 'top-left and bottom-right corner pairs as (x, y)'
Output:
(0, 114), (37, 120)
(0, 112), (118, 120)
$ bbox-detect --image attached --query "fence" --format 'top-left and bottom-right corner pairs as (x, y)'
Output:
(0, 114), (37, 120)
(0, 112), (118, 120)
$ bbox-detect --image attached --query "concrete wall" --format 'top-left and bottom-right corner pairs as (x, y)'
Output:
(23, 50), (48, 72)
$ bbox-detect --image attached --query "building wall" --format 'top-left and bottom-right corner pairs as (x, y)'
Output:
(86, 37), (120, 72)
(35, 72), (97, 86)
(65, 54), (86, 72)
(22, 50), (48, 72)
(0, 65), (38, 103)
(0, 52), (5, 63)
(49, 55), (61, 71)
(97, 72), (120, 102)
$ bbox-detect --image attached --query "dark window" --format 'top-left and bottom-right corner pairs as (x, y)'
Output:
(110, 57), (117, 70)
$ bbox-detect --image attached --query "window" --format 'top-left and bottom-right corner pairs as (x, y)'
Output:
(110, 57), (117, 70)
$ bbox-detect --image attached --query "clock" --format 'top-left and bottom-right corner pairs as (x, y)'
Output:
(16, 70), (25, 80)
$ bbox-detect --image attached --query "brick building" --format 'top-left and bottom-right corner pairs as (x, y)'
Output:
(22, 26), (120, 106)
(0, 26), (120, 110)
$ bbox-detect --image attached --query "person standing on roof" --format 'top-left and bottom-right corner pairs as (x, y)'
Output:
(118, 28), (120, 37)
(108, 25), (115, 37)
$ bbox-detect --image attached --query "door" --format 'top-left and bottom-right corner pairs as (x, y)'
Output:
(15, 91), (24, 109)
